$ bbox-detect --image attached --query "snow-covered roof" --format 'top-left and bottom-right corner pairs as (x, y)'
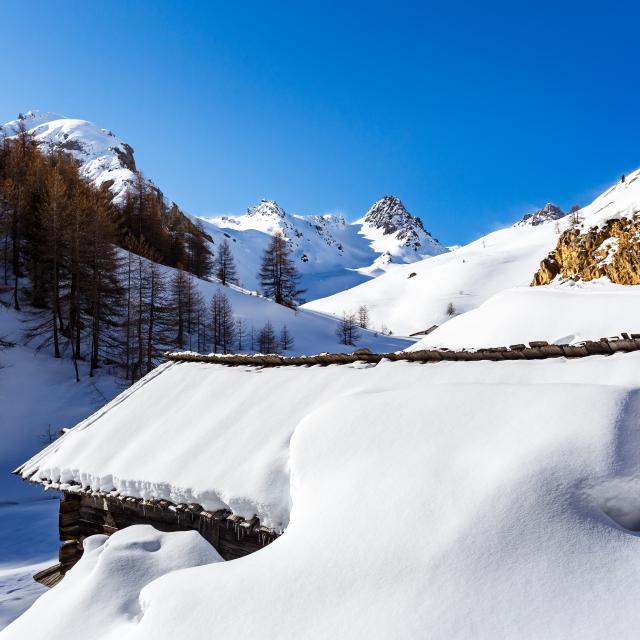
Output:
(16, 339), (640, 533)
(11, 351), (640, 638)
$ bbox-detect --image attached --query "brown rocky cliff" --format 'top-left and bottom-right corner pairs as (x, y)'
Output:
(532, 215), (640, 285)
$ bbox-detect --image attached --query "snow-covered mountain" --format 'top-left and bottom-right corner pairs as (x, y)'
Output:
(514, 202), (566, 227)
(0, 111), (139, 205)
(200, 196), (447, 300)
(355, 195), (446, 274)
(305, 170), (640, 342)
(1, 112), (448, 301)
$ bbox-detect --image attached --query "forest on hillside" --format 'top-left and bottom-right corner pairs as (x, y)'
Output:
(0, 127), (300, 383)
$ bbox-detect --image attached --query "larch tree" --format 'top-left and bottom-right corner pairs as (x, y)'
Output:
(258, 231), (305, 306)
(258, 321), (278, 354)
(169, 266), (189, 348)
(187, 220), (214, 279)
(335, 312), (361, 346)
(357, 305), (370, 329)
(210, 288), (236, 354)
(235, 317), (247, 352)
(214, 238), (238, 286)
(279, 324), (294, 352)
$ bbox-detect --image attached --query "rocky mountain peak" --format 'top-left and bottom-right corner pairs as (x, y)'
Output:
(1, 111), (140, 203)
(246, 199), (287, 220)
(359, 195), (446, 258)
(363, 195), (425, 235)
(514, 202), (565, 227)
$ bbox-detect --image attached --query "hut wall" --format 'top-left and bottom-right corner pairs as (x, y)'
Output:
(46, 491), (279, 583)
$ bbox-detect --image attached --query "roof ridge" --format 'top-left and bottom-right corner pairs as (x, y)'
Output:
(165, 334), (640, 367)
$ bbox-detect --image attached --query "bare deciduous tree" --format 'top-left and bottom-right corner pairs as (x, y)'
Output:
(336, 312), (361, 346)
(258, 321), (279, 354)
(357, 305), (370, 329)
(279, 324), (294, 352)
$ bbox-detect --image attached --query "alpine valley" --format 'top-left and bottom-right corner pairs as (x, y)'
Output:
(4, 108), (640, 638)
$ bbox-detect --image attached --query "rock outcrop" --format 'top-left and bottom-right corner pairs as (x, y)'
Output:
(532, 215), (640, 285)
(514, 203), (565, 227)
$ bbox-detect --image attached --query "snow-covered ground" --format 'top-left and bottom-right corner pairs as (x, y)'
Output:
(0, 295), (124, 631)
(304, 220), (561, 335)
(2, 525), (220, 639)
(154, 257), (412, 354)
(409, 281), (640, 350)
(0, 500), (58, 629)
(8, 353), (640, 638)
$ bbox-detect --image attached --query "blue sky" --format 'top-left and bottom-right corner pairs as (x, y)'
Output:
(2, 1), (638, 245)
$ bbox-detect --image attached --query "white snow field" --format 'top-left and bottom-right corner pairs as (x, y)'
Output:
(2, 526), (220, 640)
(9, 353), (640, 638)
(304, 217), (562, 335)
(305, 168), (640, 337)
(0, 500), (58, 629)
(409, 281), (640, 350)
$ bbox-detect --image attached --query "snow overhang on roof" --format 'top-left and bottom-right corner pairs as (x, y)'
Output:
(15, 335), (640, 532)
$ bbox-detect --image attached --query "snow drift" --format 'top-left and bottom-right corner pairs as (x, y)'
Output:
(10, 353), (640, 638)
(3, 526), (220, 639)
(409, 281), (640, 350)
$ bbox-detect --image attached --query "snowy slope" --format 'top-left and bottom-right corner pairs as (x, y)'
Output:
(199, 196), (447, 300)
(304, 221), (561, 335)
(154, 257), (412, 355)
(9, 353), (640, 638)
(0, 301), (121, 503)
(574, 167), (640, 228)
(0, 500), (58, 629)
(305, 169), (640, 337)
(409, 281), (640, 350)
(1, 111), (139, 205)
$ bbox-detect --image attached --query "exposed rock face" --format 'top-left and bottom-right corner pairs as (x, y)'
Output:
(532, 215), (640, 285)
(113, 142), (137, 172)
(515, 203), (565, 227)
(365, 195), (425, 239)
(362, 195), (444, 254)
(246, 199), (287, 220)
